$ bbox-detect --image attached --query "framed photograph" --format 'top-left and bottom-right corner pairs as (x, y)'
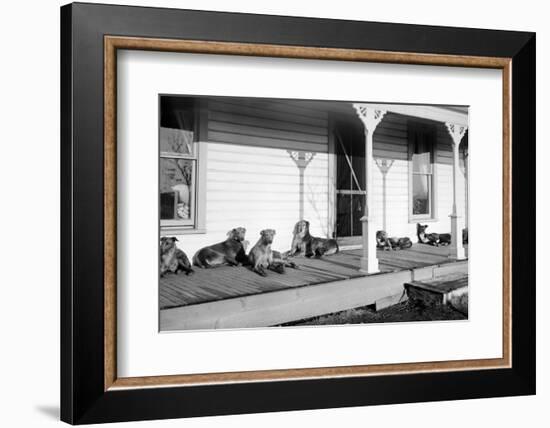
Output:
(61, 2), (535, 424)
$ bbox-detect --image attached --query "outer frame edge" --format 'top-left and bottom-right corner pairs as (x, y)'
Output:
(64, 3), (536, 424)
(60, 2), (75, 425)
(510, 33), (536, 395)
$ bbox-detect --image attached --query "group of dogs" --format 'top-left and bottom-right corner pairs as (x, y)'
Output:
(160, 220), (466, 278)
(377, 223), (468, 250)
(377, 223), (451, 251)
(160, 220), (338, 277)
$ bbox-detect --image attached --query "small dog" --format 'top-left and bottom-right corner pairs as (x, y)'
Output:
(376, 230), (413, 250)
(248, 229), (284, 276)
(192, 227), (248, 268)
(289, 220), (339, 257)
(416, 223), (451, 247)
(160, 237), (194, 277)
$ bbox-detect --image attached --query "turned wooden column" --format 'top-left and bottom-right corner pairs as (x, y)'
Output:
(445, 123), (468, 260)
(375, 158), (394, 232)
(353, 104), (386, 273)
(287, 151), (315, 220)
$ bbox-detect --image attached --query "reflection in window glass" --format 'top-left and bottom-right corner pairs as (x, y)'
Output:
(160, 128), (194, 155)
(409, 123), (435, 218)
(160, 158), (194, 220)
(412, 174), (430, 215)
(412, 151), (431, 174)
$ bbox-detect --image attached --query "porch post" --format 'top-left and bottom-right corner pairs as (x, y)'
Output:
(287, 151), (316, 221)
(353, 104), (386, 273)
(445, 123), (468, 260)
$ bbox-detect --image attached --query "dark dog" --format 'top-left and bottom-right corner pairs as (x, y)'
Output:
(192, 227), (248, 268)
(248, 229), (283, 276)
(416, 223), (451, 247)
(376, 230), (413, 250)
(160, 237), (194, 277)
(289, 220), (339, 257)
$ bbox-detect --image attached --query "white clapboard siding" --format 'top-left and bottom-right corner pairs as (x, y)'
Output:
(371, 114), (409, 237)
(175, 98), (330, 257)
(168, 103), (467, 258)
(371, 114), (467, 240)
(208, 131), (326, 153)
(206, 100), (327, 153)
(208, 100), (328, 128)
(210, 111), (328, 136)
(209, 121), (328, 144)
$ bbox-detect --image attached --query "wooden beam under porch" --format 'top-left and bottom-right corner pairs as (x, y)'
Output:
(159, 244), (468, 331)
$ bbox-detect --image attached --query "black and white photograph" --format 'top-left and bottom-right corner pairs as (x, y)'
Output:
(159, 95), (469, 331)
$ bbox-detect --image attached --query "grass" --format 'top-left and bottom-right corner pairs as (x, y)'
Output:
(282, 298), (467, 326)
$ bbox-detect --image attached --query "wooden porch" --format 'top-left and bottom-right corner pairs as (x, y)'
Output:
(160, 244), (463, 310)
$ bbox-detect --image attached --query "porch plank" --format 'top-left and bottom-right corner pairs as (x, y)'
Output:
(159, 245), (461, 309)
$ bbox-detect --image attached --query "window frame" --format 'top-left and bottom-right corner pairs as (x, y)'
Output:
(159, 97), (208, 235)
(408, 122), (438, 223)
(160, 155), (197, 228)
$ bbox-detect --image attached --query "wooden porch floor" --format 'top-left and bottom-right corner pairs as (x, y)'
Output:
(160, 244), (462, 310)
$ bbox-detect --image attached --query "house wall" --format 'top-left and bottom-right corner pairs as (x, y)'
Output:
(371, 113), (467, 240)
(167, 102), (467, 259)
(174, 99), (330, 257)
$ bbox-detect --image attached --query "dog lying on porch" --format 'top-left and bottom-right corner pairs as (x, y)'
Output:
(192, 227), (249, 268)
(160, 237), (194, 277)
(416, 223), (451, 246)
(249, 229), (297, 276)
(289, 220), (339, 258)
(376, 230), (413, 250)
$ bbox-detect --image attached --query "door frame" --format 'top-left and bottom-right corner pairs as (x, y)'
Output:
(328, 112), (367, 242)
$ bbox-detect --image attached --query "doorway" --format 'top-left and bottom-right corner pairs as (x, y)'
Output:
(333, 116), (366, 241)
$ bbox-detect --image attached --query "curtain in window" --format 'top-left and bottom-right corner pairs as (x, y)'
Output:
(408, 122), (436, 217)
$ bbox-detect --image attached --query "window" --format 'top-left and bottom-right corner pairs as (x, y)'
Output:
(160, 97), (204, 232)
(408, 122), (436, 220)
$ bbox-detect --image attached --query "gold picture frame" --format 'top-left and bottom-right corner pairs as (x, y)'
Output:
(104, 36), (512, 391)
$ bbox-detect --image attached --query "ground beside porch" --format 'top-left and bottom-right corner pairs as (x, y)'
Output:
(160, 244), (462, 310)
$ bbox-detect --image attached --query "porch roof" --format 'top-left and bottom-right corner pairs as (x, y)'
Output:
(200, 96), (468, 126)
(361, 103), (468, 126)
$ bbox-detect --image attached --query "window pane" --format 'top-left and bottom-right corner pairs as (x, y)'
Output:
(411, 126), (433, 174)
(336, 151), (352, 190)
(351, 154), (365, 191)
(351, 194), (365, 236)
(412, 174), (430, 215)
(412, 150), (431, 174)
(160, 127), (194, 156)
(336, 194), (351, 237)
(336, 194), (364, 237)
(160, 158), (194, 220)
